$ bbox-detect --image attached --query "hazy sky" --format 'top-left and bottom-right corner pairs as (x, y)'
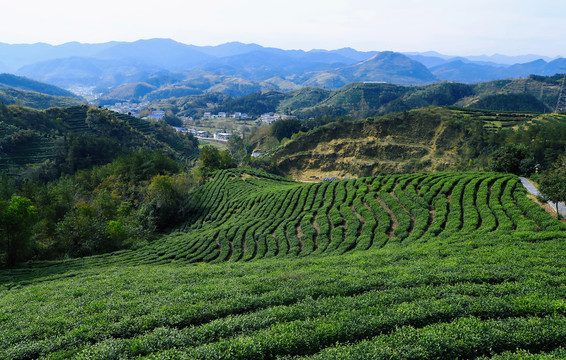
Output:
(2, 0), (565, 56)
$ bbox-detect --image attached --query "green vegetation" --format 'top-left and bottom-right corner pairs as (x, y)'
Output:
(469, 93), (549, 113)
(0, 73), (83, 109)
(0, 195), (38, 266)
(490, 144), (536, 175)
(197, 145), (236, 174)
(2, 170), (566, 358)
(0, 150), (196, 265)
(142, 75), (562, 121)
(268, 107), (566, 179)
(0, 87), (83, 109)
(0, 103), (200, 264)
(4, 83), (566, 358)
(538, 157), (566, 217)
(0, 104), (198, 177)
(0, 73), (79, 98)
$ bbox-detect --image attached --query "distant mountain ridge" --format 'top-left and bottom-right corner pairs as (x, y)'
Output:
(1, 38), (564, 96)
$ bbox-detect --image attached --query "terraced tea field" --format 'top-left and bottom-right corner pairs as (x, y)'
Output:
(129, 169), (566, 263)
(2, 170), (566, 359)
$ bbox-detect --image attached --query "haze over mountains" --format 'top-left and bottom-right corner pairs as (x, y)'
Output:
(1, 38), (565, 99)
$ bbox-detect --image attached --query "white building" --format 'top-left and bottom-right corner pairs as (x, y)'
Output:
(261, 113), (280, 124)
(214, 132), (232, 141)
(252, 149), (265, 158)
(260, 113), (296, 124)
(147, 110), (166, 121)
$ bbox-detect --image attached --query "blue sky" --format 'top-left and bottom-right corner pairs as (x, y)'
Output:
(2, 0), (565, 56)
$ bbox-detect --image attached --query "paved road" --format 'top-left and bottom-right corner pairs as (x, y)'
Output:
(519, 177), (566, 218)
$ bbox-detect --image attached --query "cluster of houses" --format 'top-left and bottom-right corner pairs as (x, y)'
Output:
(260, 113), (296, 124)
(172, 127), (234, 141)
(203, 112), (249, 119)
(103, 101), (150, 117)
(146, 110), (166, 120)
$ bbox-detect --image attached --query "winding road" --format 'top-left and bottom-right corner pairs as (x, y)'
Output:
(519, 177), (566, 218)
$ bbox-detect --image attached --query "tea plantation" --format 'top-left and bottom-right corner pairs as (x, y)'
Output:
(2, 170), (566, 359)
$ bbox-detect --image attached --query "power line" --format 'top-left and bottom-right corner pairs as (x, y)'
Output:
(555, 69), (566, 113)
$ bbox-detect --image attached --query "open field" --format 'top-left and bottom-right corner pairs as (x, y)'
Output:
(2, 170), (566, 359)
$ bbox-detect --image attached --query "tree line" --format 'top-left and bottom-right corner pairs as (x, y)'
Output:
(0, 150), (197, 267)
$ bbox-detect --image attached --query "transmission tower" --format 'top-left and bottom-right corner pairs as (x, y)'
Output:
(555, 69), (566, 113)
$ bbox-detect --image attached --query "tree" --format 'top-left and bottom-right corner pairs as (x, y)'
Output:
(199, 145), (221, 172)
(142, 173), (195, 231)
(270, 119), (302, 141)
(163, 115), (183, 127)
(538, 161), (566, 218)
(490, 144), (534, 175)
(199, 145), (236, 173)
(0, 196), (38, 267)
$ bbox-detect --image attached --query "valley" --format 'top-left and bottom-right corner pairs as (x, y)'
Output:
(2, 39), (566, 360)
(4, 0), (566, 354)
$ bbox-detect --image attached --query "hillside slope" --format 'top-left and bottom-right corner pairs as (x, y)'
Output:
(285, 76), (561, 118)
(0, 87), (83, 109)
(164, 75), (561, 119)
(0, 104), (198, 175)
(0, 73), (79, 98)
(3, 170), (566, 358)
(270, 107), (542, 179)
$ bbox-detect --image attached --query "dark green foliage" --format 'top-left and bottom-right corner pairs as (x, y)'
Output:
(469, 93), (549, 113)
(0, 196), (37, 266)
(2, 151), (193, 262)
(270, 118), (302, 141)
(0, 87), (83, 109)
(65, 132), (121, 172)
(0, 104), (198, 177)
(217, 90), (288, 116)
(381, 82), (474, 113)
(198, 145), (236, 173)
(163, 114), (183, 127)
(538, 165), (566, 217)
(490, 144), (535, 175)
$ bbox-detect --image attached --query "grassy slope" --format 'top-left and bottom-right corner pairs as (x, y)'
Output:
(271, 107), (550, 179)
(2, 169), (566, 359)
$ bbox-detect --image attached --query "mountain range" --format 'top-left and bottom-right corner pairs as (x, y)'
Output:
(1, 38), (565, 100)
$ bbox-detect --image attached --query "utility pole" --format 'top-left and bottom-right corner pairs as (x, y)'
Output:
(555, 69), (566, 113)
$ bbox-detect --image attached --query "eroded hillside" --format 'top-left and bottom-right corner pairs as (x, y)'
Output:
(272, 107), (539, 179)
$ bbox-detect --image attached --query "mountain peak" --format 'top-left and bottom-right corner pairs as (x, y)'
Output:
(336, 51), (437, 85)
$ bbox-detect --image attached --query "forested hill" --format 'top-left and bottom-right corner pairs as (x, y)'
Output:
(0, 73), (84, 109)
(188, 75), (562, 119)
(0, 103), (198, 179)
(0, 87), (83, 109)
(0, 73), (78, 98)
